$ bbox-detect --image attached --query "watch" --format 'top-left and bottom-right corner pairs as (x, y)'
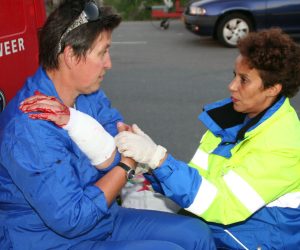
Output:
(118, 162), (135, 180)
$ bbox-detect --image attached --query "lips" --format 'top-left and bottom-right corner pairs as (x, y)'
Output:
(231, 96), (239, 102)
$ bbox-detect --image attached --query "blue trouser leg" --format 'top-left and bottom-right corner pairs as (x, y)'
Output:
(73, 207), (216, 249)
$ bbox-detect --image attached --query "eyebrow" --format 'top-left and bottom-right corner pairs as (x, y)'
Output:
(100, 44), (110, 52)
(234, 70), (250, 80)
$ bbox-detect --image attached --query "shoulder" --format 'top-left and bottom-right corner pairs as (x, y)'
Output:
(77, 89), (123, 127)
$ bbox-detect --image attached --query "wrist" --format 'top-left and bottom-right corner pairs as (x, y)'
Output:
(118, 162), (136, 180)
(120, 157), (137, 169)
(148, 145), (167, 169)
(157, 152), (168, 167)
(62, 107), (73, 130)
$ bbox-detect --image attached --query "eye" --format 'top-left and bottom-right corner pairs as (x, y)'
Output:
(240, 76), (247, 84)
(99, 48), (109, 58)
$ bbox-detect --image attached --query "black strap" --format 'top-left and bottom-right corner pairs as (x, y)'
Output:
(118, 162), (131, 172)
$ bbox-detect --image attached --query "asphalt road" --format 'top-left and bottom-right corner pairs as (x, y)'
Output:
(103, 20), (300, 162)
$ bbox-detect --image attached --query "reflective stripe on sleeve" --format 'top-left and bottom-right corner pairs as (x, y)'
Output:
(185, 177), (217, 215)
(190, 149), (209, 170)
(267, 192), (300, 208)
(223, 170), (265, 213)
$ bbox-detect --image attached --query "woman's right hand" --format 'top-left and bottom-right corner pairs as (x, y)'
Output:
(19, 90), (70, 127)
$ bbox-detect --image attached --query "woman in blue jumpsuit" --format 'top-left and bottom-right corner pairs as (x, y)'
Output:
(0, 0), (215, 249)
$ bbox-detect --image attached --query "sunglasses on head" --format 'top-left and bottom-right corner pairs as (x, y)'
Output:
(57, 1), (102, 54)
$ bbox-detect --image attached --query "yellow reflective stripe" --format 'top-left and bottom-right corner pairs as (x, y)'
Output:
(185, 178), (217, 215)
(267, 192), (300, 208)
(190, 149), (209, 170)
(224, 170), (265, 213)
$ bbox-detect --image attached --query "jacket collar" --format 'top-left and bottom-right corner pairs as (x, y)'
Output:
(198, 96), (286, 158)
(25, 67), (91, 113)
(26, 67), (61, 99)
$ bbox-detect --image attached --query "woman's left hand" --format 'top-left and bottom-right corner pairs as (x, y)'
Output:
(19, 90), (70, 127)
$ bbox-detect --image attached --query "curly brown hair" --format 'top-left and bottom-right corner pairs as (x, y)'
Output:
(237, 28), (300, 98)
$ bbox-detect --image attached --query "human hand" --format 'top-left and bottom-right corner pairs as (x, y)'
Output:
(19, 90), (70, 127)
(20, 91), (116, 167)
(115, 124), (167, 169)
(117, 122), (137, 169)
(117, 121), (132, 132)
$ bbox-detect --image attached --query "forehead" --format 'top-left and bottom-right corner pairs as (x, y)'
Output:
(235, 55), (251, 71)
(235, 54), (263, 83)
(92, 30), (112, 50)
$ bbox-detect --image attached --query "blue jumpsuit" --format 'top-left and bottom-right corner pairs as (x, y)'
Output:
(0, 67), (215, 250)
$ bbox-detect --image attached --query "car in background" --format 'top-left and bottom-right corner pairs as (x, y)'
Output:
(183, 0), (300, 47)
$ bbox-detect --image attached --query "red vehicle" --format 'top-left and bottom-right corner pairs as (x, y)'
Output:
(151, 0), (184, 29)
(0, 0), (46, 112)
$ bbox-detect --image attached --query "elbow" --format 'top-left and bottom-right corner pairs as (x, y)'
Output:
(48, 218), (96, 239)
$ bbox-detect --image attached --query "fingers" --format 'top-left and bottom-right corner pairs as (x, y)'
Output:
(115, 131), (134, 143)
(19, 91), (70, 127)
(117, 122), (132, 132)
(115, 132), (136, 152)
(115, 132), (130, 150)
(20, 91), (64, 110)
(28, 113), (57, 122)
(28, 111), (69, 127)
(20, 90), (47, 105)
(20, 102), (59, 114)
(121, 150), (134, 158)
(20, 95), (69, 115)
(132, 124), (145, 135)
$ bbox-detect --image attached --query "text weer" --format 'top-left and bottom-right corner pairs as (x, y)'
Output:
(0, 38), (25, 57)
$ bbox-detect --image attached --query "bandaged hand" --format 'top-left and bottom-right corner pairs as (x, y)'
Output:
(115, 124), (167, 169)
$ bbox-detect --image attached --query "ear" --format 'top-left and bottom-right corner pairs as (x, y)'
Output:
(62, 45), (79, 69)
(266, 83), (282, 97)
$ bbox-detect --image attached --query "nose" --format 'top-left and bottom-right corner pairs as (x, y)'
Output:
(228, 78), (238, 92)
(104, 52), (112, 69)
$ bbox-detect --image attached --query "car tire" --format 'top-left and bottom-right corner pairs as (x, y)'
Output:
(216, 13), (253, 48)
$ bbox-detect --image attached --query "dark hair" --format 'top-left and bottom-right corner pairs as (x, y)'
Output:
(39, 0), (121, 70)
(237, 28), (300, 98)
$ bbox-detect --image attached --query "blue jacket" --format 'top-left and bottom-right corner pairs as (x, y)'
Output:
(0, 67), (123, 249)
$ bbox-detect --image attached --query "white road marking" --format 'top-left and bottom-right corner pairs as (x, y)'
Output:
(112, 41), (148, 45)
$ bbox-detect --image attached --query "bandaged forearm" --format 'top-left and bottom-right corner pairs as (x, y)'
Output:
(63, 108), (115, 166)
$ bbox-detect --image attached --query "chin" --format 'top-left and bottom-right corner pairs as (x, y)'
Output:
(233, 104), (243, 113)
(85, 85), (101, 95)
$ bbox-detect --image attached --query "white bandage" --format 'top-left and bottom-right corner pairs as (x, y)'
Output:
(63, 108), (115, 166)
